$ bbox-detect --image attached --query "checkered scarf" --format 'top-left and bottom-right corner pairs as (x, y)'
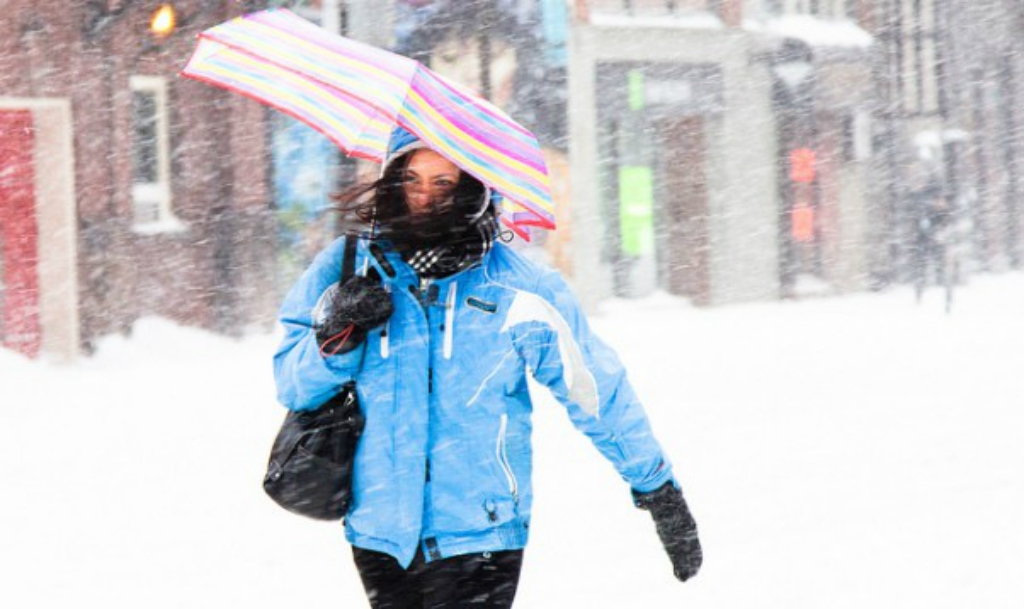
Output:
(403, 211), (498, 279)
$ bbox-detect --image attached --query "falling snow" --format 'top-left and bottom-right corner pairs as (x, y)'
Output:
(3, 274), (1024, 607)
(3, 1), (1024, 606)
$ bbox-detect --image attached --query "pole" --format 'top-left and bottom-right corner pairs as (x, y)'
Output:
(322, 0), (342, 34)
(478, 0), (493, 100)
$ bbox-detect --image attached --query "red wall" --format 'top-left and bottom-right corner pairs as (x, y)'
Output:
(0, 110), (40, 357)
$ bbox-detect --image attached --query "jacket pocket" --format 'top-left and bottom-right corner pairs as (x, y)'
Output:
(496, 414), (520, 504)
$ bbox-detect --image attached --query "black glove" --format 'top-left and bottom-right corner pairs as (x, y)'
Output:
(633, 481), (703, 582)
(316, 275), (393, 355)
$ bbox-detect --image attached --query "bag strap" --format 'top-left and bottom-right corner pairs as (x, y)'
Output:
(341, 235), (357, 283)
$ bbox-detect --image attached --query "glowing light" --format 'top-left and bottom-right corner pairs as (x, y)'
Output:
(150, 4), (177, 37)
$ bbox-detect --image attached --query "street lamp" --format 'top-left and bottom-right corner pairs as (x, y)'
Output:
(149, 4), (177, 38)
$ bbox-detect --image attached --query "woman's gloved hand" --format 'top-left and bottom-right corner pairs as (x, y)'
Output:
(633, 481), (703, 582)
(316, 275), (393, 355)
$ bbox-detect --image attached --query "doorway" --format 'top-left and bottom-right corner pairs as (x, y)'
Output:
(0, 109), (41, 357)
(1, 98), (79, 360)
(657, 116), (710, 305)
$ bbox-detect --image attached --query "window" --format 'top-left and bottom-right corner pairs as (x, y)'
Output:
(898, 0), (941, 116)
(782, 0), (811, 13)
(129, 75), (178, 230)
(844, 0), (859, 19)
(777, 0), (854, 17)
(842, 110), (872, 162)
(588, 0), (714, 14)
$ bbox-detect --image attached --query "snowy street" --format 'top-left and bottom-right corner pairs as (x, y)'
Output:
(2, 275), (1023, 608)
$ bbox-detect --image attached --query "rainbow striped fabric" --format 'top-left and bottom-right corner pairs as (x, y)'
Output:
(181, 8), (554, 238)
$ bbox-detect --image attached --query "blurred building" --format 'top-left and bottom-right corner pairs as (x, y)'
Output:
(0, 1), (277, 359)
(569, 0), (878, 307)
(868, 0), (1024, 283)
(4, 0), (1019, 361)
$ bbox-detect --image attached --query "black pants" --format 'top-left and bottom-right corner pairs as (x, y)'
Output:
(352, 546), (524, 609)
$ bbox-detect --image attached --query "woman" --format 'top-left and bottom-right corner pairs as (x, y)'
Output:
(273, 130), (702, 608)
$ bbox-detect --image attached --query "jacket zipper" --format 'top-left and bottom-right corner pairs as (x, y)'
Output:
(496, 414), (519, 503)
(413, 277), (434, 393)
(416, 277), (435, 509)
(418, 277), (433, 306)
(380, 285), (391, 359)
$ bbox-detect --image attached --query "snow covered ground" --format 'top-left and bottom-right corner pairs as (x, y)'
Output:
(3, 274), (1023, 608)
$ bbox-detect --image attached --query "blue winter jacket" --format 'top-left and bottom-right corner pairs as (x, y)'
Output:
(273, 237), (674, 568)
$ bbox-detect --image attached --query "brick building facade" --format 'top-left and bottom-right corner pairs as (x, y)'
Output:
(1, 1), (277, 357)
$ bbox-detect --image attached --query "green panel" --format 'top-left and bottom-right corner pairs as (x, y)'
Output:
(618, 165), (654, 256)
(628, 70), (645, 111)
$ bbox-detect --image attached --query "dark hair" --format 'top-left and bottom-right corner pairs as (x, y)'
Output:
(332, 150), (491, 252)
(331, 151), (412, 229)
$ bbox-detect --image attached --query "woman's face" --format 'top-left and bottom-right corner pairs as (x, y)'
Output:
(403, 149), (461, 215)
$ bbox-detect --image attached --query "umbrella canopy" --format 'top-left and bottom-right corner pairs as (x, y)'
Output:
(181, 8), (554, 239)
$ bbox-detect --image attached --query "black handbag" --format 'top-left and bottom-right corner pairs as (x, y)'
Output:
(263, 381), (364, 520)
(263, 237), (364, 521)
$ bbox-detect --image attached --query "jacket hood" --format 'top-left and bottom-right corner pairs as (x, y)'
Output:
(381, 127), (428, 177)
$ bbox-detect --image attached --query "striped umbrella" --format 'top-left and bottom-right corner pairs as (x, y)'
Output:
(181, 8), (554, 239)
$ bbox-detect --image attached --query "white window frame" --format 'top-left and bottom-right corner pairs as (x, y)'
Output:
(129, 75), (182, 233)
(777, 0), (852, 18)
(898, 0), (940, 116)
